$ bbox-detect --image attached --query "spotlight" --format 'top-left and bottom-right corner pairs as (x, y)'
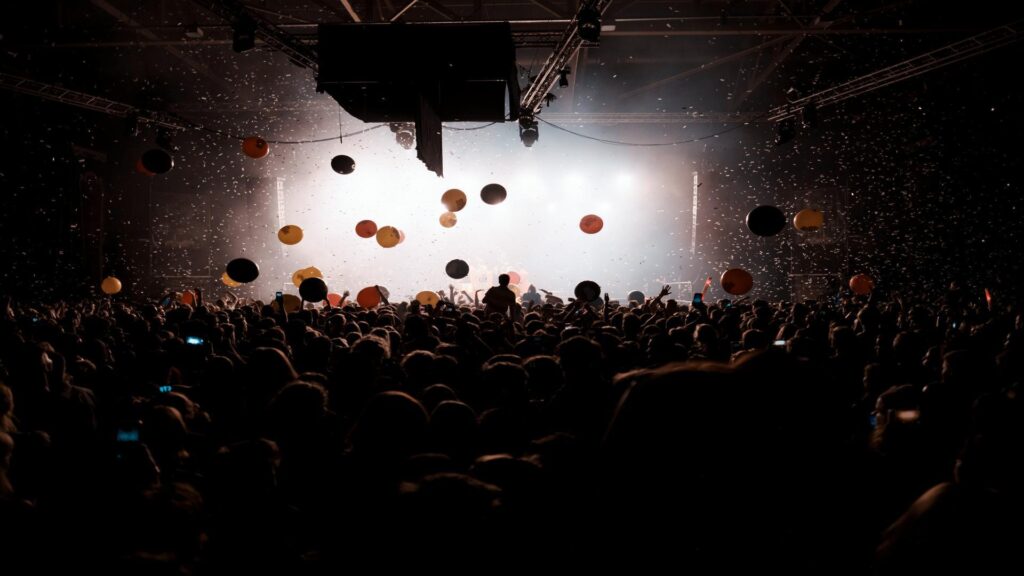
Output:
(801, 102), (818, 129)
(775, 117), (797, 146)
(155, 128), (176, 151)
(390, 122), (416, 150)
(577, 5), (602, 43)
(519, 116), (539, 148)
(558, 68), (571, 88)
(232, 17), (256, 53)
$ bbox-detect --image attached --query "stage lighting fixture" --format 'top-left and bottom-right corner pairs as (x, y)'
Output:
(801, 102), (818, 129)
(775, 117), (797, 146)
(232, 18), (256, 53)
(390, 122), (416, 150)
(519, 116), (539, 148)
(577, 5), (602, 43)
(558, 68), (571, 88)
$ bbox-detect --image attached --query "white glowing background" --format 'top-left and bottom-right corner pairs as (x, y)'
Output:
(248, 117), (695, 302)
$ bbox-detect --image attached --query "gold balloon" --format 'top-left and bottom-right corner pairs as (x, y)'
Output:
(100, 276), (122, 295)
(221, 272), (241, 287)
(416, 290), (441, 307)
(277, 224), (304, 245)
(291, 266), (323, 288)
(439, 212), (458, 228)
(272, 294), (302, 313)
(376, 226), (401, 248)
(441, 189), (468, 212)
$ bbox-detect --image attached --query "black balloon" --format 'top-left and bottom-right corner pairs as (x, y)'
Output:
(628, 290), (645, 303)
(141, 149), (174, 174)
(445, 259), (469, 279)
(225, 258), (259, 283)
(746, 205), (787, 237)
(299, 277), (328, 302)
(480, 183), (507, 205)
(331, 155), (356, 174)
(574, 280), (601, 302)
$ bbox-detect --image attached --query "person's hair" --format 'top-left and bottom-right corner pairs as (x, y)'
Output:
(498, 274), (510, 286)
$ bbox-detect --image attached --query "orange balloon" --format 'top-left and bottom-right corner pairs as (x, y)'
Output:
(356, 286), (382, 308)
(100, 276), (122, 295)
(326, 292), (342, 307)
(376, 226), (401, 248)
(181, 290), (196, 306)
(355, 220), (378, 238)
(221, 272), (241, 287)
(849, 274), (875, 295)
(580, 214), (604, 234)
(398, 229), (406, 244)
(508, 271), (521, 285)
(242, 136), (270, 159)
(793, 209), (825, 232)
(439, 212), (457, 228)
(720, 268), (754, 296)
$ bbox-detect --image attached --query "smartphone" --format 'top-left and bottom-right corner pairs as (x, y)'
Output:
(692, 292), (703, 305)
(116, 428), (140, 443)
(185, 335), (205, 346)
(773, 339), (786, 346)
(275, 291), (283, 300)
(158, 385), (172, 393)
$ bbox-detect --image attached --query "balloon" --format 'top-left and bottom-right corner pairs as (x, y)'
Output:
(299, 277), (328, 302)
(242, 136), (269, 159)
(580, 214), (604, 234)
(272, 294), (302, 313)
(628, 290), (645, 303)
(226, 258), (259, 283)
(141, 149), (173, 174)
(441, 189), (467, 212)
(849, 273), (875, 295)
(355, 220), (378, 238)
(416, 290), (441, 307)
(446, 259), (469, 279)
(331, 154), (355, 174)
(277, 225), (303, 245)
(221, 272), (241, 287)
(793, 208), (825, 232)
(376, 226), (401, 248)
(480, 183), (507, 205)
(180, 291), (196, 306)
(292, 266), (323, 288)
(135, 159), (154, 176)
(721, 268), (754, 295)
(439, 212), (457, 228)
(398, 230), (406, 244)
(356, 286), (382, 308)
(326, 293), (343, 307)
(508, 271), (521, 285)
(574, 280), (601, 302)
(746, 205), (787, 237)
(100, 276), (122, 295)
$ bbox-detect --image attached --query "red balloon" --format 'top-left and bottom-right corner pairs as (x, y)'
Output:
(580, 214), (604, 234)
(180, 290), (196, 306)
(326, 292), (342, 307)
(508, 271), (521, 285)
(135, 159), (155, 176)
(356, 286), (382, 308)
(720, 268), (754, 296)
(849, 274), (875, 295)
(355, 220), (378, 238)
(242, 136), (270, 159)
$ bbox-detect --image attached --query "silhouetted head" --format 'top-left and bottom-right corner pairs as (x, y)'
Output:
(498, 274), (510, 287)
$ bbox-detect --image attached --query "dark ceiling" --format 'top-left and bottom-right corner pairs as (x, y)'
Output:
(3, 1), (1022, 125)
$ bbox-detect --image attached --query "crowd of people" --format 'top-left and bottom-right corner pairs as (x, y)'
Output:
(1, 281), (1021, 574)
